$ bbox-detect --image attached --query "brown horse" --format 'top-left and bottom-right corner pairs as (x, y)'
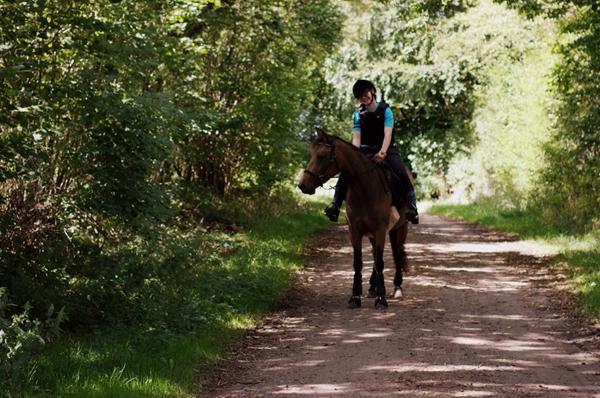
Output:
(298, 129), (409, 309)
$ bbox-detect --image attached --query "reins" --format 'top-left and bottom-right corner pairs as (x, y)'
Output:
(336, 139), (391, 194)
(302, 137), (383, 189)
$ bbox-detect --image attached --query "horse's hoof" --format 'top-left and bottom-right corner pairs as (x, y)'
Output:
(348, 295), (361, 309)
(393, 287), (403, 299)
(374, 296), (388, 309)
(367, 289), (377, 298)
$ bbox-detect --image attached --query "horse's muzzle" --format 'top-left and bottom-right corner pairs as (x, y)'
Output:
(297, 182), (315, 195)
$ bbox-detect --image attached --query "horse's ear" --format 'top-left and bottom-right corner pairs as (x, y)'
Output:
(315, 127), (329, 142)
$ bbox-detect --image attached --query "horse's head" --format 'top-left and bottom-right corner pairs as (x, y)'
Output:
(297, 128), (340, 195)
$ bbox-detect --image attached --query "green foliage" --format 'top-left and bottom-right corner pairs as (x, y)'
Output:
(4, 203), (328, 396)
(0, 1), (340, 306)
(561, 249), (600, 319)
(0, 288), (66, 387)
(166, 0), (342, 194)
(535, 6), (600, 231)
(325, 0), (544, 198)
(1, 1), (341, 390)
(328, 0), (481, 178)
(0, 0), (174, 221)
(494, 0), (600, 231)
(429, 201), (560, 238)
(443, 12), (556, 204)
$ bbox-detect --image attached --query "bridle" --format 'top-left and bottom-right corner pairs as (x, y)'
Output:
(302, 140), (339, 187)
(303, 138), (382, 188)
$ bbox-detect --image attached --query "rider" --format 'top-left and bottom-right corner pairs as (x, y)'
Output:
(324, 79), (419, 224)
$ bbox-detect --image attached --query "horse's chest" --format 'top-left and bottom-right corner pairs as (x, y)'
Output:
(347, 215), (383, 236)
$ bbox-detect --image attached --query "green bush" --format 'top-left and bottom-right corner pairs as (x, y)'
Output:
(0, 0), (341, 337)
(0, 288), (66, 385)
(497, 0), (600, 231)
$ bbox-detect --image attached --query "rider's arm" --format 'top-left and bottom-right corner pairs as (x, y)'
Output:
(352, 111), (361, 148)
(352, 131), (361, 147)
(380, 127), (392, 154)
(379, 107), (394, 155)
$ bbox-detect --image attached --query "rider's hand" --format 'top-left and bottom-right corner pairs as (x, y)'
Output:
(375, 150), (386, 162)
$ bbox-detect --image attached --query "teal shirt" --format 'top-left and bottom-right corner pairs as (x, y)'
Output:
(352, 102), (394, 132)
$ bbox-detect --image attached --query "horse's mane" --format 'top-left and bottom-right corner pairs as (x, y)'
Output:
(315, 132), (392, 192)
(314, 133), (366, 158)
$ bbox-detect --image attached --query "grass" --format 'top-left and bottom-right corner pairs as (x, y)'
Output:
(5, 201), (328, 398)
(558, 249), (600, 319)
(429, 202), (600, 319)
(428, 202), (564, 239)
(22, 330), (234, 398)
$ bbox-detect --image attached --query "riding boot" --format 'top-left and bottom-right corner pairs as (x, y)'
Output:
(407, 189), (419, 225)
(324, 202), (340, 222)
(324, 172), (348, 222)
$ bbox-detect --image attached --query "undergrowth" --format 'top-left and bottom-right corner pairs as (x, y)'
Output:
(1, 191), (328, 397)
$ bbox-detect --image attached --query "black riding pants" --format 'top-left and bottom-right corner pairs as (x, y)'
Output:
(332, 147), (413, 208)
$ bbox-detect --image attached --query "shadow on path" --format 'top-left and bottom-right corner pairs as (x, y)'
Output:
(201, 214), (600, 398)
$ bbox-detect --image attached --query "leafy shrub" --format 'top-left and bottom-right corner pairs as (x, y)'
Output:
(0, 288), (66, 385)
(498, 1), (600, 231)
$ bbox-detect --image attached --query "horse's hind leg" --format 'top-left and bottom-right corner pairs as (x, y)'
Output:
(372, 231), (388, 309)
(390, 224), (408, 299)
(348, 229), (363, 308)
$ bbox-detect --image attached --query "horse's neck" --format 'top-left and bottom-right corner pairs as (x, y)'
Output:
(336, 141), (373, 177)
(335, 140), (384, 197)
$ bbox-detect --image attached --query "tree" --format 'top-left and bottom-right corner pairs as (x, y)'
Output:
(498, 0), (600, 230)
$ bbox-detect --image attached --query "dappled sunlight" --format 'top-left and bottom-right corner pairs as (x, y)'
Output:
(318, 328), (346, 336)
(454, 391), (496, 397)
(475, 278), (528, 291)
(363, 363), (522, 372)
(426, 266), (499, 273)
(450, 336), (550, 352)
(209, 215), (600, 398)
(274, 383), (353, 395)
(409, 241), (557, 257)
(490, 358), (543, 367)
(265, 360), (326, 371)
(355, 332), (392, 338)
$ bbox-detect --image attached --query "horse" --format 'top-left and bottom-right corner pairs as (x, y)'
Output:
(297, 128), (409, 309)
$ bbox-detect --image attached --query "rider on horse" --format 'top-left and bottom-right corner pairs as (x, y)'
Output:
(324, 79), (419, 224)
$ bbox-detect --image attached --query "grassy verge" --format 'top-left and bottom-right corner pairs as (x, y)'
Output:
(429, 202), (600, 319)
(7, 201), (328, 398)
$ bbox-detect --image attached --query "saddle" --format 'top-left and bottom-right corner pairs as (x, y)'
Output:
(362, 151), (407, 209)
(376, 162), (407, 209)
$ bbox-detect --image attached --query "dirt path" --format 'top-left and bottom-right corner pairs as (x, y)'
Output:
(201, 214), (600, 397)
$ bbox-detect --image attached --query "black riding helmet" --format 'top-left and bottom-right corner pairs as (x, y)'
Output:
(352, 79), (376, 99)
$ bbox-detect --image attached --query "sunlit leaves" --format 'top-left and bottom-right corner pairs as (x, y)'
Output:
(495, 0), (600, 230)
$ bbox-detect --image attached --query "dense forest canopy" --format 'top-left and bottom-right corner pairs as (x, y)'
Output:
(1, 0), (598, 386)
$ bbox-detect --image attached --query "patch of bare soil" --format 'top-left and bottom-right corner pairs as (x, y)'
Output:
(200, 214), (600, 397)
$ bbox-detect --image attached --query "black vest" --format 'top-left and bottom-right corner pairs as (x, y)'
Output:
(358, 102), (395, 148)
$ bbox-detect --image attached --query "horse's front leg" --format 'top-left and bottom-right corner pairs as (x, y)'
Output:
(368, 237), (376, 298)
(372, 230), (388, 309)
(348, 228), (363, 309)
